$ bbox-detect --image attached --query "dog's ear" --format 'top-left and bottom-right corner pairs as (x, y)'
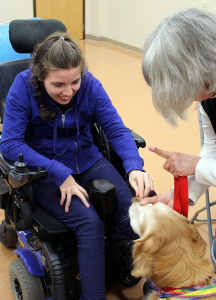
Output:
(187, 222), (207, 257)
(131, 235), (160, 278)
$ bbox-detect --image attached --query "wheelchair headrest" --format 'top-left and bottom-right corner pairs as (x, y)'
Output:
(9, 19), (67, 54)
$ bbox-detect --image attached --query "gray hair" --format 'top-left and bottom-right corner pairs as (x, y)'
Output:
(142, 8), (216, 127)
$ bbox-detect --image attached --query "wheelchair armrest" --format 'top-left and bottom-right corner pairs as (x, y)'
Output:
(92, 123), (110, 161)
(86, 178), (117, 215)
(131, 130), (146, 148)
(0, 152), (14, 174)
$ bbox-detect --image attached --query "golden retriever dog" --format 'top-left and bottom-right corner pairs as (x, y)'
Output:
(129, 198), (215, 300)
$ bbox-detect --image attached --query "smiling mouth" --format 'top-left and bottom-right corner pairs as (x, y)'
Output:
(59, 96), (71, 101)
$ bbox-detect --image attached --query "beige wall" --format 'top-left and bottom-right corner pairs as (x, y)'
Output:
(1, 1), (216, 50)
(85, 0), (216, 49)
(0, 0), (33, 24)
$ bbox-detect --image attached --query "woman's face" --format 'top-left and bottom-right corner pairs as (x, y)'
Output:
(194, 88), (216, 101)
(43, 66), (82, 105)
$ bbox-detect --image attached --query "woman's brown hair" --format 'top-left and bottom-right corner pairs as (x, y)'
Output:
(31, 31), (86, 120)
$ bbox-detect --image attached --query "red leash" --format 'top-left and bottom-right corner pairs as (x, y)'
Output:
(174, 176), (188, 218)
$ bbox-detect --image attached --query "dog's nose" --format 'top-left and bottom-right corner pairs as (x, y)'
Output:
(131, 196), (140, 204)
(131, 197), (136, 204)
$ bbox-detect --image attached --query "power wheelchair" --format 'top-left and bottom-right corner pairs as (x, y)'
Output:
(0, 19), (147, 300)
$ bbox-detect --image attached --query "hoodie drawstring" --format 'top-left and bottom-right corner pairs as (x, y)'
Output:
(75, 105), (80, 136)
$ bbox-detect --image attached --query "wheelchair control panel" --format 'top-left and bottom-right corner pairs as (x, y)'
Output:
(7, 154), (48, 189)
(0, 153), (48, 231)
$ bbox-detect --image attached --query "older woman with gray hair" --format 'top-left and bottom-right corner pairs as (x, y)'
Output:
(140, 7), (216, 208)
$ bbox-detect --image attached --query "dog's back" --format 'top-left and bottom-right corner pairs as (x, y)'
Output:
(129, 200), (215, 300)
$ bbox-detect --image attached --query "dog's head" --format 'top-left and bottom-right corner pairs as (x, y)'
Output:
(129, 198), (213, 288)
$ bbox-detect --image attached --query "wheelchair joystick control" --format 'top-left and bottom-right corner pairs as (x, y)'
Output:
(14, 154), (27, 173)
(8, 154), (49, 188)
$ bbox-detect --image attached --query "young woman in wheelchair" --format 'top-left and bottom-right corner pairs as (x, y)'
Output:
(0, 31), (153, 300)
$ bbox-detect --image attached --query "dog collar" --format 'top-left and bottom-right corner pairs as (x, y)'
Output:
(151, 279), (216, 299)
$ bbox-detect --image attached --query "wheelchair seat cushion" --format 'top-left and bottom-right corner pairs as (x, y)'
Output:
(32, 204), (76, 245)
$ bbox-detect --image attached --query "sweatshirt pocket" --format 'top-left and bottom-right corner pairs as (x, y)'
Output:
(39, 138), (74, 157)
(79, 132), (93, 148)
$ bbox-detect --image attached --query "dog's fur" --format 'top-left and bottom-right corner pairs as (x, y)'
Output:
(129, 198), (215, 300)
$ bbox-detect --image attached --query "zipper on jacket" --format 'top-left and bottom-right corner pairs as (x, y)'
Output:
(57, 107), (79, 172)
(58, 107), (71, 129)
(61, 114), (65, 128)
(73, 140), (80, 174)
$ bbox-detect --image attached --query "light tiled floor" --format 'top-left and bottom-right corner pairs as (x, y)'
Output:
(0, 39), (216, 300)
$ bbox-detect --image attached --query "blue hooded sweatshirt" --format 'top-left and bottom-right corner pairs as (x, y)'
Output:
(0, 68), (144, 187)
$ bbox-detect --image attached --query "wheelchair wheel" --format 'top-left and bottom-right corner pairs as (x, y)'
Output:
(118, 243), (141, 287)
(9, 258), (44, 300)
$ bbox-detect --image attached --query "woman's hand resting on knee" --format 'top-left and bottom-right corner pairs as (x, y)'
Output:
(128, 170), (154, 200)
(59, 175), (90, 212)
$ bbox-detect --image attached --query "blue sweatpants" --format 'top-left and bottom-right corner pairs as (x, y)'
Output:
(32, 157), (138, 300)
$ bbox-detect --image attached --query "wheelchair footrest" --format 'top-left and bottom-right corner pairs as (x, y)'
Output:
(86, 179), (117, 215)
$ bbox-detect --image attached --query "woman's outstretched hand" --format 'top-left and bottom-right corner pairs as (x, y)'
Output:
(148, 146), (201, 178)
(140, 188), (174, 208)
(59, 175), (90, 212)
(128, 170), (154, 200)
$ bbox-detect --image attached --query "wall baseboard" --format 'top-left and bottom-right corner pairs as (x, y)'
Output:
(85, 34), (142, 54)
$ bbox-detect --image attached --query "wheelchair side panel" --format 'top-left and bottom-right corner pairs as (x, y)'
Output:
(13, 230), (46, 277)
(13, 248), (46, 276)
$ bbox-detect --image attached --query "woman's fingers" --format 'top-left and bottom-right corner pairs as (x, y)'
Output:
(148, 146), (171, 159)
(140, 189), (174, 209)
(137, 173), (154, 199)
(136, 175), (145, 199)
(149, 174), (154, 191)
(64, 190), (72, 213)
(60, 191), (66, 206)
(129, 170), (154, 199)
(149, 147), (201, 177)
(59, 175), (90, 212)
(129, 172), (143, 198)
(76, 190), (90, 208)
(64, 189), (90, 212)
(140, 195), (159, 205)
(144, 173), (154, 198)
(78, 185), (89, 200)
